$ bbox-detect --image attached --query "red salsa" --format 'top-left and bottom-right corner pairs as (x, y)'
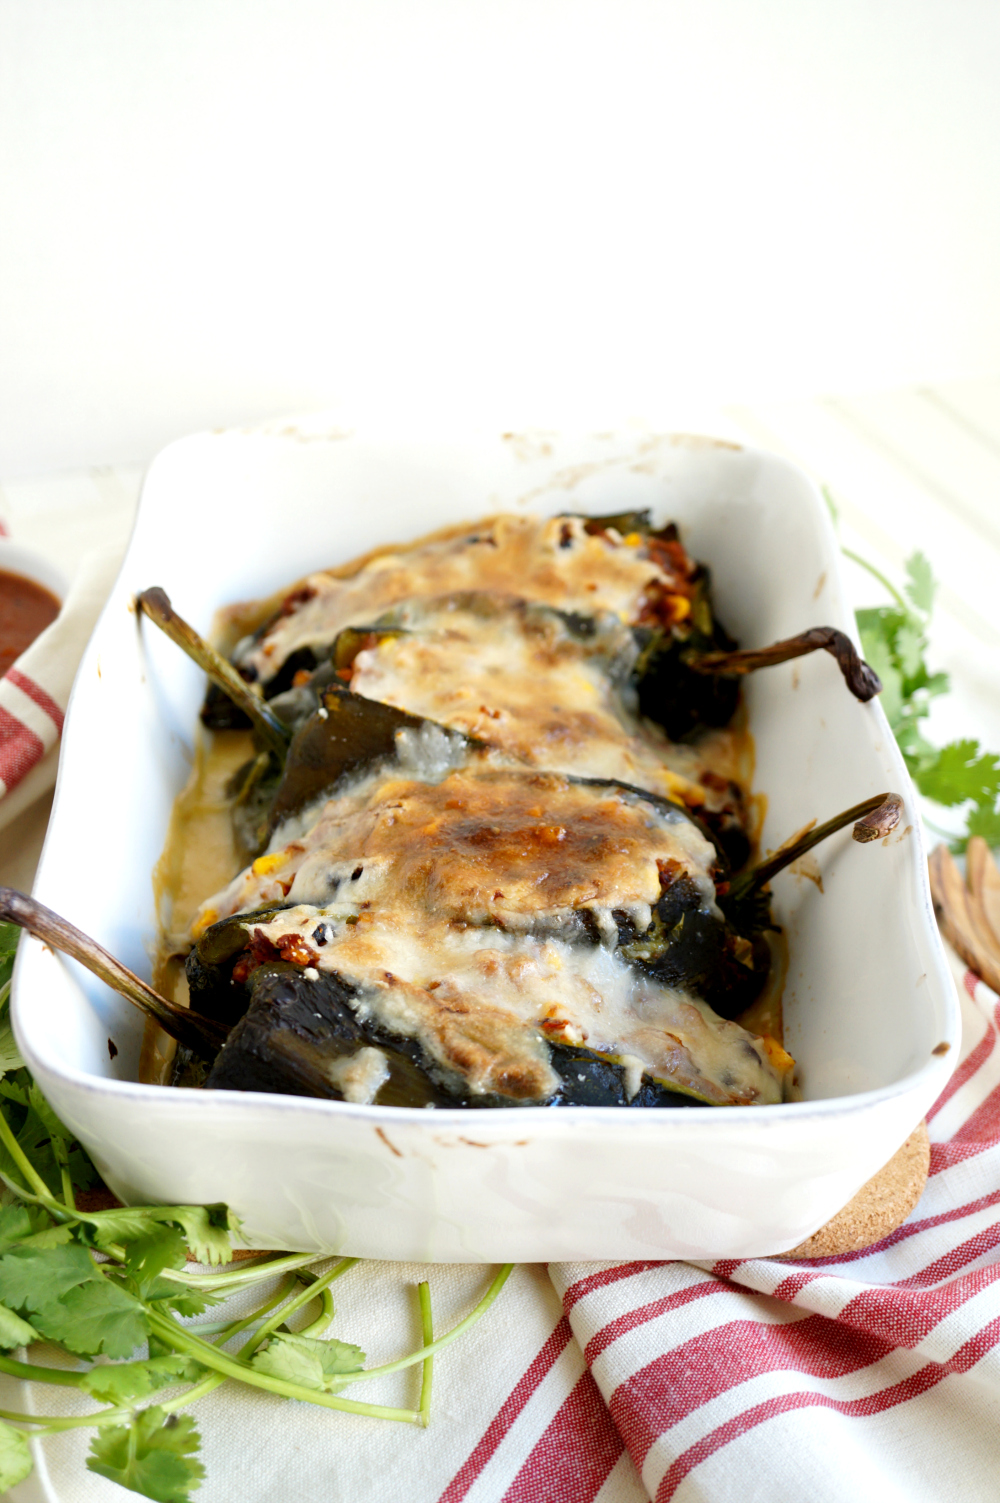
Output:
(0, 570), (61, 678)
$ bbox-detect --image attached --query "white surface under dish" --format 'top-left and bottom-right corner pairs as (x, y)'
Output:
(13, 428), (958, 1262)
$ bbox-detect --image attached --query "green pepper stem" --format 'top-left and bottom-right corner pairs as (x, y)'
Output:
(0, 888), (229, 1060)
(687, 626), (881, 702)
(729, 792), (903, 906)
(137, 587), (291, 757)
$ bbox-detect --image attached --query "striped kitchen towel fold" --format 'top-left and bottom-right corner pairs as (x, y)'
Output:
(440, 953), (1000, 1503)
(0, 548), (119, 833)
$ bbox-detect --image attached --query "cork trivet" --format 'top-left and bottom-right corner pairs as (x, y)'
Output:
(775, 1120), (930, 1260)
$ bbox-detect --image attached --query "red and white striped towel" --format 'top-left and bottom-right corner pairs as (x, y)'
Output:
(439, 955), (1000, 1503)
(0, 549), (119, 834)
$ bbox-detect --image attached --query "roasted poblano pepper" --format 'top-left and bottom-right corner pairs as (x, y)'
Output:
(192, 509), (880, 746)
(182, 776), (900, 1111)
(132, 513), (889, 1115)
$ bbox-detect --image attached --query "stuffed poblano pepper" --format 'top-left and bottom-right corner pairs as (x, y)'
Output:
(208, 509), (879, 738)
(134, 507), (889, 1113)
(166, 510), (877, 871)
(180, 742), (899, 1110)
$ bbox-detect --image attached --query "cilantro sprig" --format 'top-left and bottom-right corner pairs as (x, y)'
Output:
(844, 547), (1000, 848)
(0, 924), (513, 1502)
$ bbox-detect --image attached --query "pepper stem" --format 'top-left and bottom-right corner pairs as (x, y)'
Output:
(0, 888), (229, 1059)
(726, 792), (902, 910)
(137, 587), (291, 757)
(687, 626), (882, 703)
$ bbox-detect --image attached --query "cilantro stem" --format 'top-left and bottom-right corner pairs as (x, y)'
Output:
(161, 1250), (321, 1290)
(417, 1281), (433, 1427)
(168, 1263), (350, 1415)
(146, 1298), (420, 1423)
(0, 1354), (89, 1387)
(295, 1283), (336, 1339)
(0, 1100), (58, 1202)
(333, 1263), (514, 1387)
(192, 1275), (301, 1338)
(60, 1163), (75, 1212)
(0, 1403), (133, 1433)
(157, 1370), (224, 1415)
(238, 1259), (356, 1357)
(159, 1274), (305, 1416)
(841, 547), (910, 613)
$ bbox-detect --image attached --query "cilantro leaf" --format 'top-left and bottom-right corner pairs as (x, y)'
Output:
(0, 1419), (32, 1493)
(0, 1015), (23, 1081)
(857, 633), (904, 727)
(0, 924), (19, 995)
(165, 1207), (232, 1267)
(0, 1243), (96, 1310)
(81, 1354), (199, 1404)
(0, 1301), (38, 1348)
(86, 1208), (177, 1247)
(32, 1276), (149, 1358)
(144, 1284), (223, 1318)
(251, 1332), (366, 1390)
(124, 1228), (188, 1297)
(19, 1222), (75, 1250)
(851, 542), (1000, 851)
(87, 1408), (205, 1503)
(0, 1074), (98, 1198)
(963, 804), (1000, 849)
(894, 620), (925, 682)
(87, 1205), (232, 1265)
(904, 551), (936, 615)
(0, 1205), (33, 1252)
(27, 1081), (69, 1154)
(914, 741), (1000, 809)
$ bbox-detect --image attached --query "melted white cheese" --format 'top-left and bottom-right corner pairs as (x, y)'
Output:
(348, 596), (705, 805)
(196, 766), (784, 1105)
(325, 1046), (391, 1105)
(239, 514), (674, 683)
(194, 513), (788, 1109)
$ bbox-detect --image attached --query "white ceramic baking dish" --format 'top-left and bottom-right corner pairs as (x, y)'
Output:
(12, 427), (958, 1262)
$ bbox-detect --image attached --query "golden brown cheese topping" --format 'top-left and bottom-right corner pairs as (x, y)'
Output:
(197, 766), (717, 935)
(347, 595), (704, 805)
(194, 764), (786, 1106)
(237, 514), (679, 685)
(180, 509), (790, 1110)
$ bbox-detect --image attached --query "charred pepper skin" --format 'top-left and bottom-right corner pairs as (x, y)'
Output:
(547, 1045), (708, 1109)
(204, 962), (459, 1108)
(202, 958), (717, 1110)
(617, 872), (770, 1023)
(186, 788), (902, 1107)
(196, 507), (879, 754)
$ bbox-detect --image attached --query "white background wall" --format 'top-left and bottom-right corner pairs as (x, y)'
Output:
(2, 0), (999, 477)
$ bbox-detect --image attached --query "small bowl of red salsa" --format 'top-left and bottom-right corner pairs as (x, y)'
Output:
(0, 541), (67, 678)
